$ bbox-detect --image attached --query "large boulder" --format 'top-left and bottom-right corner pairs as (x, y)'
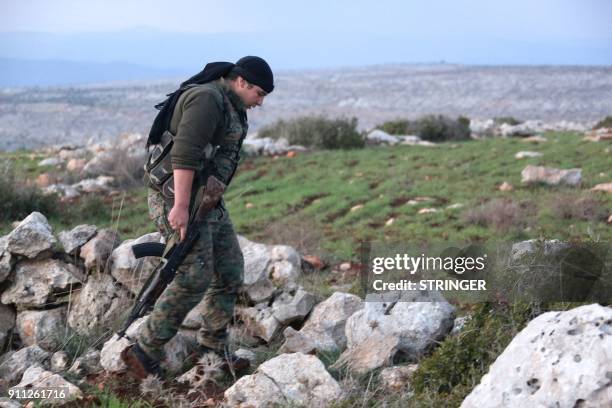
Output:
(79, 228), (121, 271)
(521, 165), (582, 187)
(67, 273), (132, 337)
(10, 365), (82, 405)
(110, 232), (163, 295)
(461, 304), (612, 408)
(280, 292), (363, 353)
(0, 345), (50, 385)
(224, 352), (343, 407)
(16, 306), (68, 350)
(238, 236), (301, 303)
(57, 224), (97, 255)
(1, 258), (84, 307)
(339, 291), (454, 372)
(6, 212), (57, 258)
(0, 303), (16, 349)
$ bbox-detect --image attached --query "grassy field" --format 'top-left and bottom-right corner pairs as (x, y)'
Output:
(4, 131), (609, 257)
(0, 131), (610, 406)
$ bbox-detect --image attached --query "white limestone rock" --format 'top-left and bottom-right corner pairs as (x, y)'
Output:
(67, 273), (132, 337)
(0, 345), (50, 385)
(10, 365), (82, 404)
(110, 232), (163, 295)
(57, 224), (97, 254)
(461, 304), (612, 408)
(79, 228), (121, 271)
(224, 352), (343, 407)
(280, 292), (363, 353)
(1, 259), (84, 307)
(6, 212), (57, 259)
(521, 165), (582, 187)
(16, 307), (68, 351)
(271, 287), (315, 325)
(340, 291), (454, 372)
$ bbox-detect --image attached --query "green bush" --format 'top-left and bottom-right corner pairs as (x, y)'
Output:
(0, 161), (60, 223)
(593, 115), (612, 130)
(376, 119), (418, 135)
(376, 115), (471, 141)
(259, 116), (365, 149)
(416, 114), (471, 142)
(410, 303), (536, 406)
(493, 116), (522, 126)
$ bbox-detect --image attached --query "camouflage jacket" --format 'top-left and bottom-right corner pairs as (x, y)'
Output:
(169, 78), (248, 191)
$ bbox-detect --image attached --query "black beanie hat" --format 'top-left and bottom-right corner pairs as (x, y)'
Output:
(234, 56), (274, 94)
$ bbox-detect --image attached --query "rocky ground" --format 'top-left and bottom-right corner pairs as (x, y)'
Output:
(0, 212), (610, 407)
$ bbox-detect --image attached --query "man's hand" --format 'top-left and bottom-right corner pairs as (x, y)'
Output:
(168, 204), (189, 241)
(169, 168), (195, 241)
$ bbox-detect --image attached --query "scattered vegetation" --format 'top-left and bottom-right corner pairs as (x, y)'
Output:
(493, 116), (522, 126)
(88, 147), (147, 189)
(410, 302), (538, 406)
(548, 193), (606, 221)
(376, 115), (471, 141)
(593, 115), (612, 129)
(0, 160), (60, 223)
(463, 197), (535, 233)
(259, 116), (365, 149)
(417, 114), (471, 142)
(376, 119), (417, 135)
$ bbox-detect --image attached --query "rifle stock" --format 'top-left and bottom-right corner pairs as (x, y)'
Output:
(117, 176), (226, 339)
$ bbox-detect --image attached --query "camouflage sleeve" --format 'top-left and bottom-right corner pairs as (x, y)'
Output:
(171, 90), (223, 171)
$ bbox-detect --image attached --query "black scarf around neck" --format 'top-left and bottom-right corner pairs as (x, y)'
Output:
(146, 62), (235, 148)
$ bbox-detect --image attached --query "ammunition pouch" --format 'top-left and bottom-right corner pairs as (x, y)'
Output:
(144, 130), (217, 201)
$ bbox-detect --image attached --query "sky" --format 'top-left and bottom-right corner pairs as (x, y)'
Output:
(0, 0), (611, 69)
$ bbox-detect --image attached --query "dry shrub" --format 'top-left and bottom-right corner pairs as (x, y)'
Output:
(0, 160), (60, 222)
(463, 198), (534, 232)
(92, 147), (146, 189)
(259, 116), (365, 149)
(549, 193), (606, 221)
(258, 216), (325, 256)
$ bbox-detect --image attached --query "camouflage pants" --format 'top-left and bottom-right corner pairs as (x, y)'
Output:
(137, 189), (244, 361)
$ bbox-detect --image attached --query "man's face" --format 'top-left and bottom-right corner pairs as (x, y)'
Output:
(236, 77), (267, 109)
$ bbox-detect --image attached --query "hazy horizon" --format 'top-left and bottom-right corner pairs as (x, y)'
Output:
(1, 1), (611, 86)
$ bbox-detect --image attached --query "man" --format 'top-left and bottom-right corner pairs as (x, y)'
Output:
(122, 56), (274, 379)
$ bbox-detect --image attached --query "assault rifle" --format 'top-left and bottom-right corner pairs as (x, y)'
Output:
(117, 176), (226, 339)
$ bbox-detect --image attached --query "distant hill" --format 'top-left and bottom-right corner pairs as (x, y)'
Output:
(1, 64), (611, 151)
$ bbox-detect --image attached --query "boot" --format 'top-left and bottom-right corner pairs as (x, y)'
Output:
(121, 343), (164, 380)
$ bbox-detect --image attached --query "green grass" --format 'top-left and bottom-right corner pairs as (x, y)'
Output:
(2, 132), (610, 261)
(224, 132), (611, 259)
